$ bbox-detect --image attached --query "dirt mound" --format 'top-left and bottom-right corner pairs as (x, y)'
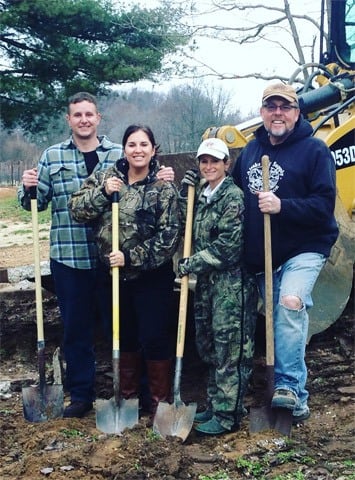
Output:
(0, 281), (354, 479)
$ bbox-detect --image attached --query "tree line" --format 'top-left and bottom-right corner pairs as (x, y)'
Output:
(0, 82), (249, 185)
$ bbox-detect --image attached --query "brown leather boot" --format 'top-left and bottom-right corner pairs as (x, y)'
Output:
(146, 359), (172, 416)
(119, 352), (141, 399)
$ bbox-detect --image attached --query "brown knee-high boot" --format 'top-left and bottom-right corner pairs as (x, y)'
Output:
(146, 359), (172, 415)
(119, 352), (141, 399)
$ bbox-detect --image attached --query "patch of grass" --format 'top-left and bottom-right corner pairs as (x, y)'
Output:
(235, 457), (267, 478)
(273, 471), (305, 480)
(198, 472), (230, 480)
(146, 429), (160, 441)
(60, 428), (84, 438)
(0, 194), (51, 224)
(59, 427), (98, 443)
(234, 449), (316, 479)
(276, 450), (316, 466)
(0, 409), (17, 416)
(13, 229), (32, 235)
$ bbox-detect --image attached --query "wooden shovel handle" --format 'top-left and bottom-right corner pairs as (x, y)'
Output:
(176, 185), (195, 358)
(262, 155), (274, 367)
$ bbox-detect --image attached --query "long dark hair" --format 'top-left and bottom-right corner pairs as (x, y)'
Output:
(122, 125), (160, 155)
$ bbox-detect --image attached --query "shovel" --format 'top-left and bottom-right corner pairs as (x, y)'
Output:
(153, 184), (197, 442)
(22, 187), (64, 422)
(96, 191), (139, 434)
(249, 155), (292, 437)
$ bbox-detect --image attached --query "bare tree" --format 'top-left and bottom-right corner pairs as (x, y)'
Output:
(181, 0), (325, 84)
(99, 81), (242, 153)
(156, 80), (242, 152)
(0, 129), (40, 185)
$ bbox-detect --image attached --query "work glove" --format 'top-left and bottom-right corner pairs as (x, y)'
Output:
(181, 168), (200, 187)
(178, 257), (191, 277)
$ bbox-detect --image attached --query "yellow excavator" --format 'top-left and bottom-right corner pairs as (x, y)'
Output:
(162, 0), (354, 339)
(201, 0), (354, 339)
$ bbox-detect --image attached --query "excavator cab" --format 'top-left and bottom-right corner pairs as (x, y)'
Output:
(324, 0), (355, 69)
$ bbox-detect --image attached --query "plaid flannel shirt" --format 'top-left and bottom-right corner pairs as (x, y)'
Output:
(19, 135), (123, 269)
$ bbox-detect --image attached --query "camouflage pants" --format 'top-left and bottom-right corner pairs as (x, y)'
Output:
(194, 268), (258, 429)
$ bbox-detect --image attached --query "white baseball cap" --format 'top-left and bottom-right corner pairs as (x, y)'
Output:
(196, 138), (229, 160)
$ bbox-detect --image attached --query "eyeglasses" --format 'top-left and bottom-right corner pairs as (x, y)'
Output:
(262, 103), (299, 112)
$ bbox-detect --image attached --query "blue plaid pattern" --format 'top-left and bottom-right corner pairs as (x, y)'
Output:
(19, 135), (123, 269)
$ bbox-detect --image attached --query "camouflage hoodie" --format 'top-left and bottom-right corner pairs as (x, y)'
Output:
(68, 157), (181, 280)
(178, 174), (245, 275)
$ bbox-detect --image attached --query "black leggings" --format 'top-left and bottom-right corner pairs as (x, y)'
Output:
(98, 261), (176, 360)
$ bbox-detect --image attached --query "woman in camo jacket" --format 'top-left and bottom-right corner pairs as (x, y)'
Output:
(69, 124), (181, 418)
(178, 138), (258, 436)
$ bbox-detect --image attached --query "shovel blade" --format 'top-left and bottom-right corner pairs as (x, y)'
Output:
(273, 407), (293, 436)
(249, 405), (292, 437)
(153, 400), (197, 442)
(96, 397), (139, 434)
(22, 384), (64, 422)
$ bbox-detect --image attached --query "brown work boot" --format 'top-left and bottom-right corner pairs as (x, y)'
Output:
(146, 359), (172, 417)
(119, 352), (141, 399)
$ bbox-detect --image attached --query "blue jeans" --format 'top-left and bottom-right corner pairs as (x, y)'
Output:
(256, 252), (326, 408)
(50, 259), (99, 403)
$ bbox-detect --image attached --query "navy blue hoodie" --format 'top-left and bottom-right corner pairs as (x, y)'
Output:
(232, 116), (339, 273)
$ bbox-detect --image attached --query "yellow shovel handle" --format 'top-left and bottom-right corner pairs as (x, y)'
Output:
(112, 195), (119, 352)
(30, 192), (44, 344)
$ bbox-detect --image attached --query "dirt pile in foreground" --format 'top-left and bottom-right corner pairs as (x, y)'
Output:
(1, 287), (354, 480)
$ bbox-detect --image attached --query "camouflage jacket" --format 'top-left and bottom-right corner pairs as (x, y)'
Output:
(178, 174), (245, 275)
(69, 158), (181, 280)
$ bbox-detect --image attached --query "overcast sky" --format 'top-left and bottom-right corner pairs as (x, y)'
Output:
(117, 0), (324, 117)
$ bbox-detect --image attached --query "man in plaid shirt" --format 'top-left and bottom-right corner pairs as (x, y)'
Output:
(19, 92), (123, 418)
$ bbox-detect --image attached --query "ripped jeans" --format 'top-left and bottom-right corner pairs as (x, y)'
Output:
(256, 252), (326, 408)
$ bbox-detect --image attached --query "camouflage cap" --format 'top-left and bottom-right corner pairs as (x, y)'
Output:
(262, 82), (298, 104)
